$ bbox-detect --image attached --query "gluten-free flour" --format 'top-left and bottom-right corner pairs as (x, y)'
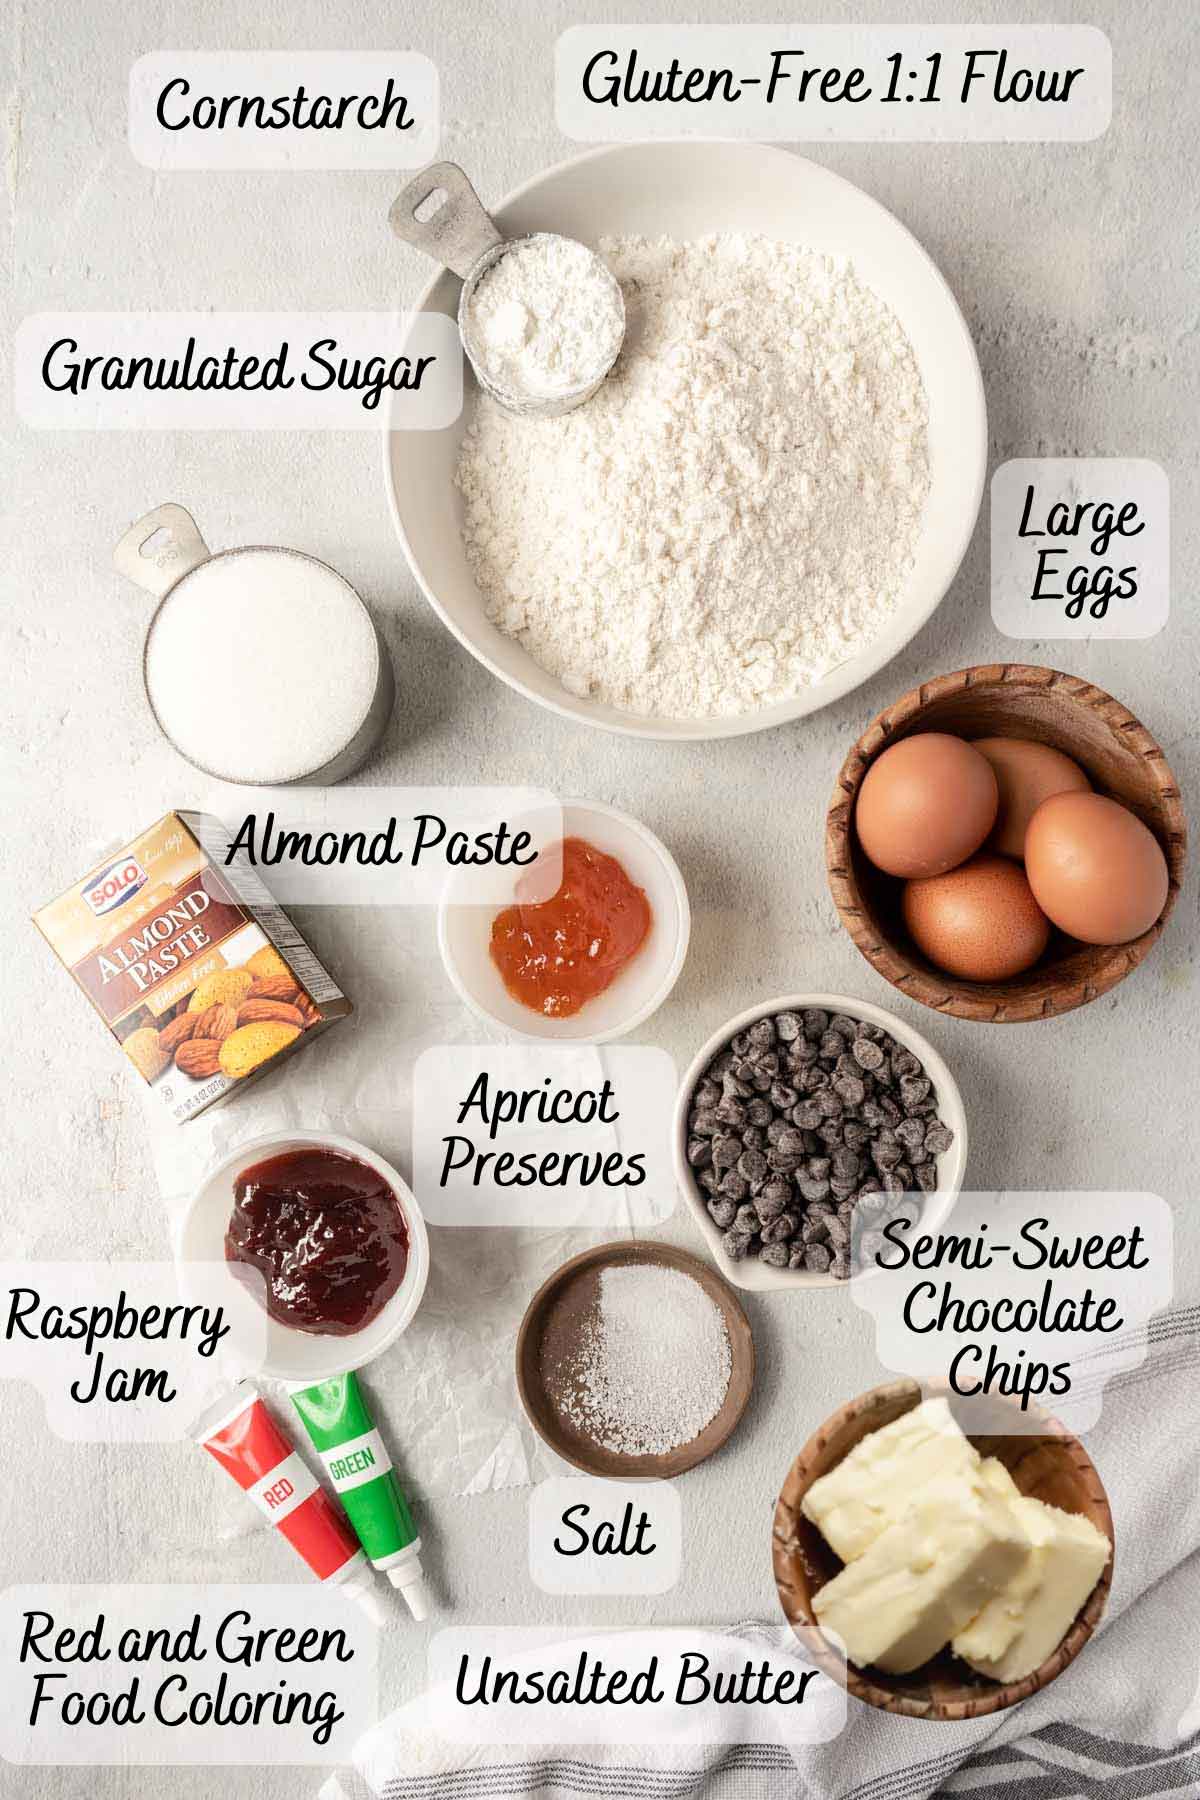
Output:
(456, 234), (930, 718)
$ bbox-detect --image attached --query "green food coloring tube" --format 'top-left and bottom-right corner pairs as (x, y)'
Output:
(291, 1371), (430, 1621)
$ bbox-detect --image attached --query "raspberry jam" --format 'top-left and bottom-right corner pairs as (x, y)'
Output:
(226, 1146), (409, 1337)
(489, 837), (652, 1019)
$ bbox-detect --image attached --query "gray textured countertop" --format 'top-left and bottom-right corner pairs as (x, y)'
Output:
(2, 0), (1196, 1795)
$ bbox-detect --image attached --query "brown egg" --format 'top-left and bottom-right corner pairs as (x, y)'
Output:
(972, 737), (1091, 860)
(855, 734), (999, 878)
(1024, 791), (1169, 945)
(903, 853), (1051, 982)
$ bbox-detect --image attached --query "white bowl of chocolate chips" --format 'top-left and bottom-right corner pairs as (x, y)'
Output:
(674, 994), (967, 1291)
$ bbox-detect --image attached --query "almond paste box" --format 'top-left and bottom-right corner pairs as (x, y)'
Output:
(33, 810), (352, 1122)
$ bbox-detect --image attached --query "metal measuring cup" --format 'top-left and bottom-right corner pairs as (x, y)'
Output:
(389, 161), (625, 419)
(114, 503), (395, 786)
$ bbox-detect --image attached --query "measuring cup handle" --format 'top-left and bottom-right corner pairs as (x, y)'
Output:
(113, 503), (212, 598)
(388, 161), (504, 281)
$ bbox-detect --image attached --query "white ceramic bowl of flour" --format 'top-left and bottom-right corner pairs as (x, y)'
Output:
(386, 141), (986, 741)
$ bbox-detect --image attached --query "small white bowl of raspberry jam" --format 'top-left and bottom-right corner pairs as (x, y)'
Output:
(176, 1129), (430, 1383)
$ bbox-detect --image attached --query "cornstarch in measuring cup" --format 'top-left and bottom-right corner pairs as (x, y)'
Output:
(463, 235), (624, 401)
(144, 548), (380, 783)
(557, 1263), (732, 1457)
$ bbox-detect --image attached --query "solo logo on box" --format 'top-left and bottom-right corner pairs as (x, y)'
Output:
(83, 856), (148, 917)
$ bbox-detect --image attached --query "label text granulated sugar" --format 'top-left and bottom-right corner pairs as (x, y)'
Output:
(559, 1263), (732, 1456)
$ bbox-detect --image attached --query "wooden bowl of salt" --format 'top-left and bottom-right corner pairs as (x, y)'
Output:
(516, 1240), (754, 1479)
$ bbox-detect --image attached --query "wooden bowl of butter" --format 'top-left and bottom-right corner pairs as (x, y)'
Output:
(772, 1379), (1113, 1719)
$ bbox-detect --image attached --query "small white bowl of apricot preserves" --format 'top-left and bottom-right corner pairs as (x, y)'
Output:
(437, 798), (690, 1043)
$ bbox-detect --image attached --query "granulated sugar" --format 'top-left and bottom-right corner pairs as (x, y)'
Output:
(558, 1263), (732, 1457)
(144, 548), (379, 782)
(456, 233), (930, 718)
(463, 235), (624, 399)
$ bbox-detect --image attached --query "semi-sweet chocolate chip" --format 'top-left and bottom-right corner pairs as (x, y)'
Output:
(687, 1007), (956, 1279)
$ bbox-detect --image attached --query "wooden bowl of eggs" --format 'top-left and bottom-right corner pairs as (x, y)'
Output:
(826, 664), (1186, 1022)
(772, 1380), (1114, 1719)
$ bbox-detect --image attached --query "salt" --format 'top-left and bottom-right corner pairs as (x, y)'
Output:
(560, 1264), (732, 1457)
(144, 548), (381, 783)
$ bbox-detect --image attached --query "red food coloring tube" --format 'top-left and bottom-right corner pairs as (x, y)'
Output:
(196, 1385), (386, 1624)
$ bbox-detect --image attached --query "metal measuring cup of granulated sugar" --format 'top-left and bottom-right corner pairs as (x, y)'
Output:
(114, 503), (395, 787)
(389, 160), (626, 419)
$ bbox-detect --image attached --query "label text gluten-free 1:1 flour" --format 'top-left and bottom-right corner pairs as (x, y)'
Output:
(456, 233), (930, 719)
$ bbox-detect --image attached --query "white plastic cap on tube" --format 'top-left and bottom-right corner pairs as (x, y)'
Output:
(340, 1564), (390, 1628)
(389, 1561), (432, 1621)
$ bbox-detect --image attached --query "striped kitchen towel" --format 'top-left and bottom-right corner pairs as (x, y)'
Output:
(321, 1304), (1200, 1800)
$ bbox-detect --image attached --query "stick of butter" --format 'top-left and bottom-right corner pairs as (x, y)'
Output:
(813, 1467), (1033, 1674)
(801, 1398), (980, 1565)
(947, 1459), (1036, 1662)
(954, 1482), (1110, 1683)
